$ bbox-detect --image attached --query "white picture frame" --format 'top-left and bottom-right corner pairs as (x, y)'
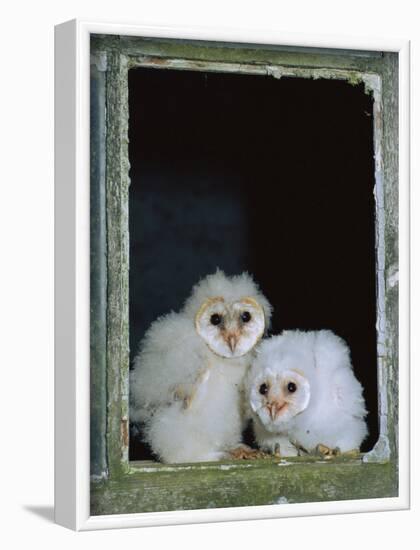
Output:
(54, 18), (410, 531)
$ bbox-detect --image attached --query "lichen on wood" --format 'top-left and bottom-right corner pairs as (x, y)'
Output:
(91, 459), (397, 515)
(90, 54), (108, 479)
(104, 50), (130, 477)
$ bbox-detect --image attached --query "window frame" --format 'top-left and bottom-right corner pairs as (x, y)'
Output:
(55, 20), (410, 530)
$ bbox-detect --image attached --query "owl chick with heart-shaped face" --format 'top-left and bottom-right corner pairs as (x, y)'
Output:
(130, 270), (272, 463)
(245, 330), (368, 457)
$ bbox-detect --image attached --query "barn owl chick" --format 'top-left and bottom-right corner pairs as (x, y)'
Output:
(245, 330), (368, 457)
(130, 270), (272, 463)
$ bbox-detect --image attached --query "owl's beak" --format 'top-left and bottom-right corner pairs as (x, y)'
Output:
(267, 400), (287, 420)
(226, 333), (238, 353)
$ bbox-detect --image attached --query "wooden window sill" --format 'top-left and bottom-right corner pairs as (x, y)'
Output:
(91, 457), (397, 515)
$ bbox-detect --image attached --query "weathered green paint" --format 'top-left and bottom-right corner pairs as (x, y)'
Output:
(382, 53), (399, 461)
(91, 34), (385, 73)
(125, 54), (378, 90)
(90, 54), (108, 478)
(91, 458), (397, 515)
(89, 34), (400, 515)
(105, 50), (130, 478)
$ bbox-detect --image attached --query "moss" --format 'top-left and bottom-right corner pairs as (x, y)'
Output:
(105, 51), (131, 477)
(91, 459), (397, 515)
(91, 34), (385, 74)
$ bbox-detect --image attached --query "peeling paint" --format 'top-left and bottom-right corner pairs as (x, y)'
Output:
(129, 462), (256, 474)
(219, 463), (252, 471)
(91, 52), (107, 72)
(277, 459), (295, 466)
(363, 73), (382, 100)
(366, 70), (392, 464)
(363, 435), (391, 463)
(91, 470), (108, 482)
(121, 416), (129, 448)
(129, 55), (377, 90)
(266, 64), (364, 85)
(387, 264), (399, 289)
(105, 51), (131, 477)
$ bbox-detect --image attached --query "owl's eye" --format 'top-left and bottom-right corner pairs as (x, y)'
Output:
(259, 383), (269, 395)
(287, 382), (297, 393)
(210, 313), (222, 326)
(241, 311), (251, 323)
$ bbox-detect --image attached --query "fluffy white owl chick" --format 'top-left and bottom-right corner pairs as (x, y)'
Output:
(245, 330), (368, 456)
(130, 270), (272, 463)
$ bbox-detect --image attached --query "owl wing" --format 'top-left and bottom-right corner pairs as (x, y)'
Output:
(313, 330), (367, 418)
(330, 366), (367, 419)
(130, 313), (208, 422)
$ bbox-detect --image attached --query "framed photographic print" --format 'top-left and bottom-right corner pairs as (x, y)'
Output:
(54, 19), (410, 530)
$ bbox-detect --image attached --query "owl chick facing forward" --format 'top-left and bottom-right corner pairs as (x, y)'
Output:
(130, 270), (272, 463)
(245, 330), (368, 457)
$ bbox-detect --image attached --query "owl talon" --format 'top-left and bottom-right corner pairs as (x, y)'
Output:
(274, 443), (281, 457)
(182, 395), (193, 410)
(173, 386), (195, 410)
(297, 445), (309, 456)
(315, 444), (341, 458)
(229, 445), (267, 460)
(173, 367), (211, 410)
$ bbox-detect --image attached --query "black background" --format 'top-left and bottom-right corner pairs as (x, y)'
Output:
(128, 67), (378, 459)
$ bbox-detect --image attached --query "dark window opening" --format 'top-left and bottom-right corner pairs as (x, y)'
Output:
(128, 66), (378, 461)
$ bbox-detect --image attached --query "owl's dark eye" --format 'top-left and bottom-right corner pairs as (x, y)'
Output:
(210, 313), (222, 326)
(287, 382), (297, 393)
(259, 383), (269, 395)
(241, 311), (251, 323)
